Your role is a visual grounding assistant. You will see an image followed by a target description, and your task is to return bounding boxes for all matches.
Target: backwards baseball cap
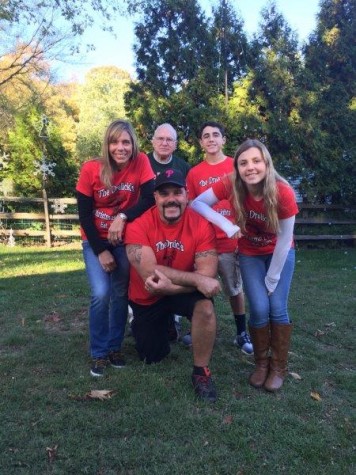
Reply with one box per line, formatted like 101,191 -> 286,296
154,169 -> 186,190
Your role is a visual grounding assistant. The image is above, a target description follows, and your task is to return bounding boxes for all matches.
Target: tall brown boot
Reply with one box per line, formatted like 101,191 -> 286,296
248,324 -> 270,388
264,322 -> 292,392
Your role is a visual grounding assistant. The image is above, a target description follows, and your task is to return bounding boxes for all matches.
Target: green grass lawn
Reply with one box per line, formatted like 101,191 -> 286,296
0,244 -> 355,474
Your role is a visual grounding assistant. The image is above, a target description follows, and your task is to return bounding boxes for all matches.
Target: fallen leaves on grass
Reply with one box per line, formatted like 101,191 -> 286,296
315,329 -> 325,337
233,390 -> 244,399
315,322 -> 336,338
289,372 -> 302,380
89,390 -> 115,400
46,445 -> 58,463
310,391 -> 322,401
68,389 -> 116,401
44,311 -> 61,323
223,415 -> 233,425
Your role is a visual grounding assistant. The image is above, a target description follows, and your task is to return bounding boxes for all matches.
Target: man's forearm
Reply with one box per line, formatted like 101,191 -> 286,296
151,280 -> 195,295
155,265 -> 204,289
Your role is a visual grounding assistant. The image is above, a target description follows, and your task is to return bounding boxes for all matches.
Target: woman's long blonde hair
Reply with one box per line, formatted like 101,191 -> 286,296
232,139 -> 290,233
100,119 -> 140,188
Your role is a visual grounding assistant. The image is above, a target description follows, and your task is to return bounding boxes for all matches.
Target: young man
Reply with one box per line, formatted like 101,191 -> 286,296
185,121 -> 253,354
125,169 -> 221,402
147,123 -> 191,341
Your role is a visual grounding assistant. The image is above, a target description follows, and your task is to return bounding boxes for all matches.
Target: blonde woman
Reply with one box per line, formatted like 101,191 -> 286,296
76,119 -> 155,377
191,139 -> 298,391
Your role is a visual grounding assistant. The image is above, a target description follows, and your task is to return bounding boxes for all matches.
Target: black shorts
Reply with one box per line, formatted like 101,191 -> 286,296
129,292 -> 210,364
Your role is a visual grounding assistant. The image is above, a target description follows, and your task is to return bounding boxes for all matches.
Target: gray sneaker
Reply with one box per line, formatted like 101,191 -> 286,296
181,332 -> 192,347
234,331 -> 254,355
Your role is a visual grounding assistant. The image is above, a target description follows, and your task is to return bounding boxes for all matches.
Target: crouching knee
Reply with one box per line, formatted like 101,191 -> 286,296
192,299 -> 216,325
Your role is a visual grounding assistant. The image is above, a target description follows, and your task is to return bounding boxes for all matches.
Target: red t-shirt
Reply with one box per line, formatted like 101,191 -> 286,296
76,154 -> 154,240
212,178 -> 299,255
125,206 -> 217,305
186,157 -> 237,253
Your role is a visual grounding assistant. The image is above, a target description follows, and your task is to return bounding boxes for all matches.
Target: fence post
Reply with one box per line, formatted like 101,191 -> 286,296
42,188 -> 52,247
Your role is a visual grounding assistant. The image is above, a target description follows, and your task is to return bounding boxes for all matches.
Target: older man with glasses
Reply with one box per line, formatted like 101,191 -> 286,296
148,123 -> 191,178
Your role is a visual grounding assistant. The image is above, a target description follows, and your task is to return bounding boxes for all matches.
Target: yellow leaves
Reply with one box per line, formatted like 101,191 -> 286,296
0,47 -> 50,106
350,97 -> 356,111
323,26 -> 340,47
310,391 -> 322,402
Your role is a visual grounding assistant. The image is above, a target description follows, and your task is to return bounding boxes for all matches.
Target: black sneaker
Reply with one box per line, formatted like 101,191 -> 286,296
108,350 -> 126,368
90,358 -> 107,377
168,316 -> 179,342
192,373 -> 217,403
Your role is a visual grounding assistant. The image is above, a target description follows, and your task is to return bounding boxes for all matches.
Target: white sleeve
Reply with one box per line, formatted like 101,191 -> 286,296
191,188 -> 240,238
265,216 -> 295,293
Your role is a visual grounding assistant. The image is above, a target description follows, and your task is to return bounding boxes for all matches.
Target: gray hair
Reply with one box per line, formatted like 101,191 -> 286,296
153,123 -> 177,141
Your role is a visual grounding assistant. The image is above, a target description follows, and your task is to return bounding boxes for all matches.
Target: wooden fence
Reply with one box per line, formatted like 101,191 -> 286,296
293,204 -> 356,242
0,196 -> 80,247
0,196 -> 355,247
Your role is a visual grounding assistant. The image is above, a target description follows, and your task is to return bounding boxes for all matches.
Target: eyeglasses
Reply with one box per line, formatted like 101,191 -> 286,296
153,137 -> 176,144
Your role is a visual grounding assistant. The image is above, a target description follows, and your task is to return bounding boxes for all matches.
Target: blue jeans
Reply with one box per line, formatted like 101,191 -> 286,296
239,249 -> 295,328
82,241 -> 129,358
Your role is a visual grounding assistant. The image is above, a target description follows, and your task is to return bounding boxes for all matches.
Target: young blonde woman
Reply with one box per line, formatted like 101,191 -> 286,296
76,119 -> 155,377
191,139 -> 298,391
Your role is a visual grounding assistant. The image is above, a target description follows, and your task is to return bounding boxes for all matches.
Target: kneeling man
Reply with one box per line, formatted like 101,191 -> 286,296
125,169 -> 221,402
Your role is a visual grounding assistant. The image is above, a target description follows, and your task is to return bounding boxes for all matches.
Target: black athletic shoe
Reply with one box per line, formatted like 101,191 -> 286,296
90,358 -> 107,377
108,350 -> 126,368
168,315 -> 179,342
192,373 -> 217,403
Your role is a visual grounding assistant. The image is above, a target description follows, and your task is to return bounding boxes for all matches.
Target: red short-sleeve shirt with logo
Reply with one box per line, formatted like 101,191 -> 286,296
186,157 -> 237,253
125,206 -> 217,305
212,177 -> 299,255
76,154 -> 154,240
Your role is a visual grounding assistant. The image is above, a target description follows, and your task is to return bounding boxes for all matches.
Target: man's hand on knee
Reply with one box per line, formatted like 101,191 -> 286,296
195,274 -> 221,298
